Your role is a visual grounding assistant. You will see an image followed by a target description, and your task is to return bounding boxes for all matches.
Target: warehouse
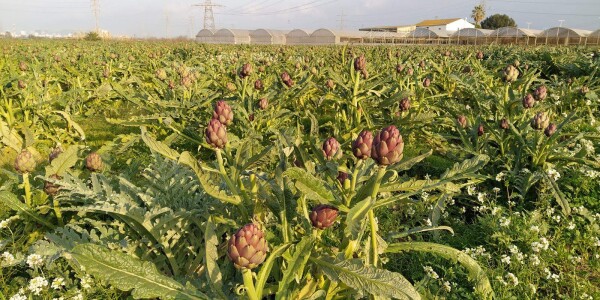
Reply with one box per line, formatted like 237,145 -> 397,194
415,18 -> 474,33
213,29 -> 251,44
250,29 -> 287,45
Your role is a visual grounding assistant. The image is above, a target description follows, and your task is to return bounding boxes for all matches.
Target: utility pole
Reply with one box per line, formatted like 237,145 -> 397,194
193,0 -> 223,30
337,9 -> 346,30
558,19 -> 565,27
91,0 -> 99,32
526,22 -> 531,29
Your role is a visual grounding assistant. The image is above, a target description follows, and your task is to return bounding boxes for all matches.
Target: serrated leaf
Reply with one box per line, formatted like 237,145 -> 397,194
440,155 -> 489,180
0,191 -> 55,229
345,196 -> 374,240
311,256 -> 420,300
46,146 -> 79,176
284,167 -> 334,204
0,120 -> 23,151
141,127 -> 180,160
390,150 -> 432,172
277,236 -> 315,298
544,173 -> 571,216
256,243 -> 292,300
54,111 -> 86,141
68,243 -> 206,299
386,242 -> 492,299
204,218 -> 226,299
388,226 -> 454,239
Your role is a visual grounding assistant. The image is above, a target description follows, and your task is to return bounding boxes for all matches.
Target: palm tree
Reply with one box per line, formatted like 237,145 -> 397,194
471,4 -> 486,27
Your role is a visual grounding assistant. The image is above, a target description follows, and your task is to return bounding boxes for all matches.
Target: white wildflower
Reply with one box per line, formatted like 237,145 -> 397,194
28,276 -> 49,295
51,277 -> 65,290
567,222 -> 575,230
406,206 -> 415,216
9,293 -> 26,300
80,274 -> 93,290
0,219 -> 10,229
1,251 -> 16,266
552,215 -> 561,223
530,225 -> 540,233
26,254 -> 43,269
492,187 -> 501,193
495,172 -> 506,181
496,275 -> 507,286
477,193 -> 486,203
500,254 -> 511,265
499,217 -> 511,227
508,244 -> 519,254
459,207 -> 466,214
421,192 -> 430,201
594,237 -> 600,247
423,266 -> 439,279
491,206 -> 501,216
506,273 -> 519,286
71,291 -> 84,300
547,168 -> 561,181
467,185 -> 476,196
530,255 -> 540,266
442,280 -> 452,292
424,218 -> 432,227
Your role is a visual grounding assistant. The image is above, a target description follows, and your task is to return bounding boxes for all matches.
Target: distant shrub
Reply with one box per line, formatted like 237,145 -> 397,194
84,31 -> 102,41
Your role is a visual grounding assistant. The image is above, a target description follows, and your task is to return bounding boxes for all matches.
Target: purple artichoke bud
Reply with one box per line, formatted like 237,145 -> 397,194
360,69 -> 369,79
258,98 -> 268,110
258,65 -> 265,73
49,146 -> 63,162
155,69 -> 167,81
352,130 -> 373,160
180,76 -> 192,88
19,61 -> 28,71
422,77 -> 431,88
86,152 -> 103,172
457,115 -> 468,128
399,97 -> 411,112
580,86 -> 590,95
444,50 -> 451,57
213,100 -> 234,126
396,64 -> 405,74
248,114 -> 254,122
533,85 -> 547,101
337,171 -> 349,185
372,125 -> 404,166
531,112 -> 550,130
239,63 -> 252,78
18,80 -> 26,89
522,94 -> 535,109
407,68 -> 414,76
354,54 -> 366,72
476,51 -> 484,60
419,60 -> 426,69
322,137 -> 341,160
477,123 -> 485,136
254,79 -> 263,90
14,149 -> 37,174
281,71 -> 294,87
205,119 -> 227,149
500,118 -> 510,130
227,224 -> 268,269
544,123 -> 557,137
44,174 -> 62,196
326,79 -> 335,90
168,80 -> 176,90
310,205 -> 339,229
503,65 -> 519,82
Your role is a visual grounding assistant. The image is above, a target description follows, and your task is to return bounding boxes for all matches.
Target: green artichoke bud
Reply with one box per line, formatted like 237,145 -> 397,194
503,65 -> 519,82
239,63 -> 252,78
522,94 -> 535,109
476,51 -> 484,60
533,85 -> 547,101
14,149 -> 37,174
180,76 -> 192,88
19,61 -> 28,71
310,205 -> 339,229
372,125 -> 404,166
85,152 -> 103,172
322,137 -> 341,160
254,79 -> 263,90
258,98 -> 268,110
500,118 -> 510,130
531,112 -> 550,130
205,119 -> 227,149
226,82 -> 236,92
422,77 -> 431,88
213,100 -> 233,126
44,174 -> 62,196
352,130 -> 373,160
457,115 -> 468,128
580,86 -> 590,95
544,123 -> 557,137
155,69 -> 167,81
326,79 -> 335,90
354,54 -> 366,72
227,223 -> 268,269
477,123 -> 485,136
399,97 -> 411,112
407,68 -> 414,76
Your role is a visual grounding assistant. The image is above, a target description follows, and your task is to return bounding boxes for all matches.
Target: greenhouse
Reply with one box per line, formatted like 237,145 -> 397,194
286,29 -> 311,45
310,29 -> 364,45
406,28 -> 449,44
451,28 -> 493,45
489,27 -> 542,45
539,27 -> 592,45
361,31 -> 409,44
195,29 -> 215,44
589,29 -> 600,45
249,29 -> 287,45
213,29 -> 251,44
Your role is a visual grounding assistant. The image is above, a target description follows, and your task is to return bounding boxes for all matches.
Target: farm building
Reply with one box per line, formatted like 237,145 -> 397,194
286,29 -> 311,45
539,27 -> 592,45
489,27 -> 542,44
361,31 -> 409,44
359,25 -> 416,33
451,28 -> 493,44
213,29 -> 251,44
195,29 -> 215,43
310,29 -> 364,44
249,29 -> 287,45
589,29 -> 600,45
415,18 -> 474,33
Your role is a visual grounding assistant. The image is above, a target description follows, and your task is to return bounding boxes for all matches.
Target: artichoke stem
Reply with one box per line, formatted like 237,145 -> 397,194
368,210 -> 378,266
216,149 -> 248,219
352,71 -> 361,126
241,76 -> 249,111
242,268 -> 259,300
23,173 -> 32,207
53,197 -> 64,227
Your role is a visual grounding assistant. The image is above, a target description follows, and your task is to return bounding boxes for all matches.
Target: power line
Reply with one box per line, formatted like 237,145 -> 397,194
193,0 -> 223,30
337,9 -> 346,30
216,0 -> 337,16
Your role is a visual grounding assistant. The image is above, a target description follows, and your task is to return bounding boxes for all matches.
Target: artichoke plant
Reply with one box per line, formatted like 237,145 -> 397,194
477,123 -> 485,136
309,205 -> 339,229
422,77 -> 431,88
205,119 -> 227,149
326,79 -> 335,90
44,174 -> 62,196
281,71 -> 294,87
49,145 -> 63,162
522,94 -> 535,109
372,125 -> 404,166
531,112 -> 550,130
213,100 -> 233,126
476,51 -> 484,60
85,152 -> 103,172
457,115 -> 468,128
239,63 -> 252,78
254,79 -> 263,90
544,123 -> 557,137
399,97 -> 411,112
258,98 -> 268,110
14,149 -> 37,174
155,68 -> 167,81
337,171 -> 349,184
227,223 -> 268,269
500,118 -> 510,130
322,137 -> 341,160
533,85 -> 547,101
354,54 -> 366,72
352,130 -> 373,160
503,65 -> 519,82
396,64 -> 404,74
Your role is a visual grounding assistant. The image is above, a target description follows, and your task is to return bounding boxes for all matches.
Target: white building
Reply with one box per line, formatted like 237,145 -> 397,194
415,18 -> 474,34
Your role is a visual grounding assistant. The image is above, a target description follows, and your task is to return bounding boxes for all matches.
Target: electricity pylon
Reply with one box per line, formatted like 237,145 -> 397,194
193,0 -> 223,30
91,0 -> 99,32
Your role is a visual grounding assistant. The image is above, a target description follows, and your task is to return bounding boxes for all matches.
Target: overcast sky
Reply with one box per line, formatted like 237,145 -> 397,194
0,0 -> 598,37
